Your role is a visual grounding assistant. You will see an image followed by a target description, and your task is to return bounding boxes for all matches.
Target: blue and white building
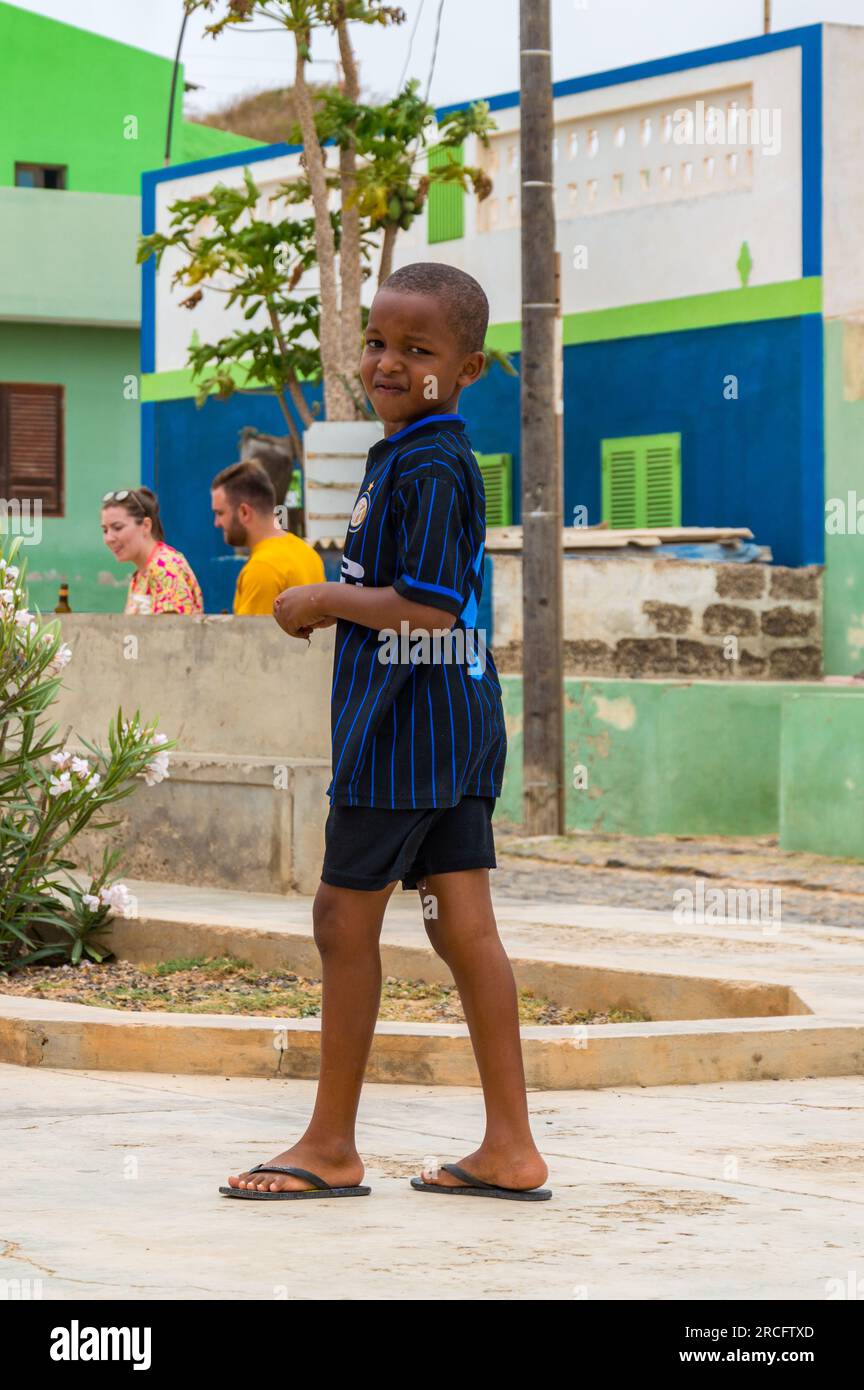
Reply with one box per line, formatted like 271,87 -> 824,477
141,24 -> 864,671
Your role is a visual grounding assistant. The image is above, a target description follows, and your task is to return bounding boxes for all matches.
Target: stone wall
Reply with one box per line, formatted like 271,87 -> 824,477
491,556 -> 823,679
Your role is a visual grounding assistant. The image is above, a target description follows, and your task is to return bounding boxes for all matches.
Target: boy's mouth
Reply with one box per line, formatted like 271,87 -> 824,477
373,381 -> 409,395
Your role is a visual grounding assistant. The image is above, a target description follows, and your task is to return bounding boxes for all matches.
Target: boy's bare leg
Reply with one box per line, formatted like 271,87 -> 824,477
226,880 -> 396,1193
415,867 -> 548,1190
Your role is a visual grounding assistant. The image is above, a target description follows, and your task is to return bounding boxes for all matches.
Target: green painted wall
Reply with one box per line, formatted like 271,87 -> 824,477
485,279 -> 822,354
0,188 -> 139,325
0,322 -> 138,614
178,121 -> 262,165
0,1 -> 259,195
498,677 -> 789,834
823,319 -> 864,675
498,677 -> 864,853
780,691 -> 864,857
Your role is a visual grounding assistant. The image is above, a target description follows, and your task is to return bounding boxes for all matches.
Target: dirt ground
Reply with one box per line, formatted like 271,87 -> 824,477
494,828 -> 864,928
0,954 -> 647,1026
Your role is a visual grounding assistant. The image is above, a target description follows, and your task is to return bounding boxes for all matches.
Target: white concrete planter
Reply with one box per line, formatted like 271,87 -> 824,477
303,420 -> 384,545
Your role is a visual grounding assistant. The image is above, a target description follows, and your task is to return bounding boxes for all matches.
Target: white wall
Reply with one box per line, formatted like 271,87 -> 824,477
397,47 -> 804,322
154,150 -> 336,373
151,43 -> 806,374
822,25 -> 864,319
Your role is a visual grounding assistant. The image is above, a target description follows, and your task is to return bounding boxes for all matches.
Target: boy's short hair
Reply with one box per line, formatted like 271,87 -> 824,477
211,460 -> 276,514
380,261 -> 489,355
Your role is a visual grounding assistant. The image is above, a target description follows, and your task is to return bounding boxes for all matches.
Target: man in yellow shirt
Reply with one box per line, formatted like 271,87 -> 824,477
211,460 -> 324,615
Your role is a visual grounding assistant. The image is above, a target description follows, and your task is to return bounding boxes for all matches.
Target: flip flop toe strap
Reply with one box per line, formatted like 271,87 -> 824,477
442,1163 -> 503,1190
441,1162 -> 536,1193
249,1164 -> 331,1189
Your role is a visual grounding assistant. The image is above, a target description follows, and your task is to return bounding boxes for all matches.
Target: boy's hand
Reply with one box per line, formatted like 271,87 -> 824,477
272,584 -> 335,639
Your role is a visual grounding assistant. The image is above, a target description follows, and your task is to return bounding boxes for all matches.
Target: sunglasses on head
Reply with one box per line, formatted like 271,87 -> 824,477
102,489 -> 140,503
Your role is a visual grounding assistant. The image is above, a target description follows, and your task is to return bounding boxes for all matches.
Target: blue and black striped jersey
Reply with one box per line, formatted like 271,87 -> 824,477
326,412 -> 507,809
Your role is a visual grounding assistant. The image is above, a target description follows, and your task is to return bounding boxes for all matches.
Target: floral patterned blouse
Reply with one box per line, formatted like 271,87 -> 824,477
125,541 -> 204,616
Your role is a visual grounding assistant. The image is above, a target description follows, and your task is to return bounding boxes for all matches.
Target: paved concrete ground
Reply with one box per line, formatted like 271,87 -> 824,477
495,831 -> 864,929
6,836 -> 863,1299
2,1063 -> 862,1301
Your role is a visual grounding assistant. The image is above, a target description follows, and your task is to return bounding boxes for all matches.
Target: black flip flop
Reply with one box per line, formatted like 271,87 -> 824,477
219,1163 -> 371,1200
410,1162 -> 552,1201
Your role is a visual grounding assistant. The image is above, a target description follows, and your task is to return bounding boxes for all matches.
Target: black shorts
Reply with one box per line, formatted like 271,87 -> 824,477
321,795 -> 497,892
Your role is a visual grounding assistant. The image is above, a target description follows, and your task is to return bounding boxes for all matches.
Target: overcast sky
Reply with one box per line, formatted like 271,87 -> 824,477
13,0 -> 864,114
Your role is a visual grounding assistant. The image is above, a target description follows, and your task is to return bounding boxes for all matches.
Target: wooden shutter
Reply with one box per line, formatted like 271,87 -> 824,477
476,453 -> 512,526
427,142 -> 465,244
0,383 -> 64,516
601,433 -> 680,528
644,436 -> 681,527
602,440 -> 639,528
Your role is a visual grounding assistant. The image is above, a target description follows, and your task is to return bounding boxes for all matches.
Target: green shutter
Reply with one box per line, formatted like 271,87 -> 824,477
476,453 -> 512,526
601,433 -> 681,528
427,142 -> 464,243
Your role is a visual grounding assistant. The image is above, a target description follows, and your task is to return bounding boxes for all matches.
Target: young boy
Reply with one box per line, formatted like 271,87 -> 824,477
221,262 -> 551,1202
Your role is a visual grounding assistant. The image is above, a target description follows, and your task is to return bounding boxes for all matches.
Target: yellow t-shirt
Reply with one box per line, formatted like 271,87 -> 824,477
233,533 -> 325,616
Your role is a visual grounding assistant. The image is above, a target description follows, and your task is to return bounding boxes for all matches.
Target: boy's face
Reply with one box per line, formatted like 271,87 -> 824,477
360,289 -> 484,436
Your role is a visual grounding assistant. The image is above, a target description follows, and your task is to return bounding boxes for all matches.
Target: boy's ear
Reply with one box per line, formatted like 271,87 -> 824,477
458,350 -> 485,387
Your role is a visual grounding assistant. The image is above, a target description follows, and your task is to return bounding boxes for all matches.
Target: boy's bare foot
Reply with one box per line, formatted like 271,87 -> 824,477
418,1145 -> 548,1191
227,1141 -> 365,1194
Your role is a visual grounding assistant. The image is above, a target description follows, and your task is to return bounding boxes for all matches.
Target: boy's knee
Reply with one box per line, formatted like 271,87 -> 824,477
417,883 -> 449,960
312,887 -> 350,950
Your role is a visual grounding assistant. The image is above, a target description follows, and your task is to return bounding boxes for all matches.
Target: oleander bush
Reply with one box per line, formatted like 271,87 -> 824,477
0,536 -> 175,970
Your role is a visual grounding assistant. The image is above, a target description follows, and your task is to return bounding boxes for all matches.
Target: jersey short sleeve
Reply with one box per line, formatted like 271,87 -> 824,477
391,473 -> 471,618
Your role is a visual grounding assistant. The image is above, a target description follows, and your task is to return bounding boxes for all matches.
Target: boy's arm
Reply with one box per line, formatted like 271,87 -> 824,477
273,582 -> 456,639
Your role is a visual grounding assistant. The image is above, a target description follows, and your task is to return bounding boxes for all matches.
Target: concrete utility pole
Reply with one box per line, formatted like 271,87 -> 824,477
519,0 -> 564,835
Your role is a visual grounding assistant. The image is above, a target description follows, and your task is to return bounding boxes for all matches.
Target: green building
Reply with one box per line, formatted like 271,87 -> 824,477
0,0 -> 259,612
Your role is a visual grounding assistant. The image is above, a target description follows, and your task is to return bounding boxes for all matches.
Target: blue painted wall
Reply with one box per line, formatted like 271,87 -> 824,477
562,315 -> 824,567
459,354 -> 522,517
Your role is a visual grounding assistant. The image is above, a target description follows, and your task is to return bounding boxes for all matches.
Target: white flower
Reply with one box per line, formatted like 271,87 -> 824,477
13,608 -> 32,627
152,733 -> 169,746
84,772 -> 101,793
82,893 -> 101,911
141,750 -> 170,786
70,756 -> 90,777
100,883 -> 131,912
47,642 -> 72,673
4,565 -> 19,581
48,771 -> 73,796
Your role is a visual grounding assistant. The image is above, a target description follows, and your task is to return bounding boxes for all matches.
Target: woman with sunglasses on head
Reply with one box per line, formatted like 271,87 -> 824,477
100,487 -> 203,616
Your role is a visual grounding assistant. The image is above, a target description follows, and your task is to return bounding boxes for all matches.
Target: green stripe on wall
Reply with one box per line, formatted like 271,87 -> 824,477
141,364 -> 271,402
144,278 -> 823,399
141,363 -> 313,402
485,277 -> 822,354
